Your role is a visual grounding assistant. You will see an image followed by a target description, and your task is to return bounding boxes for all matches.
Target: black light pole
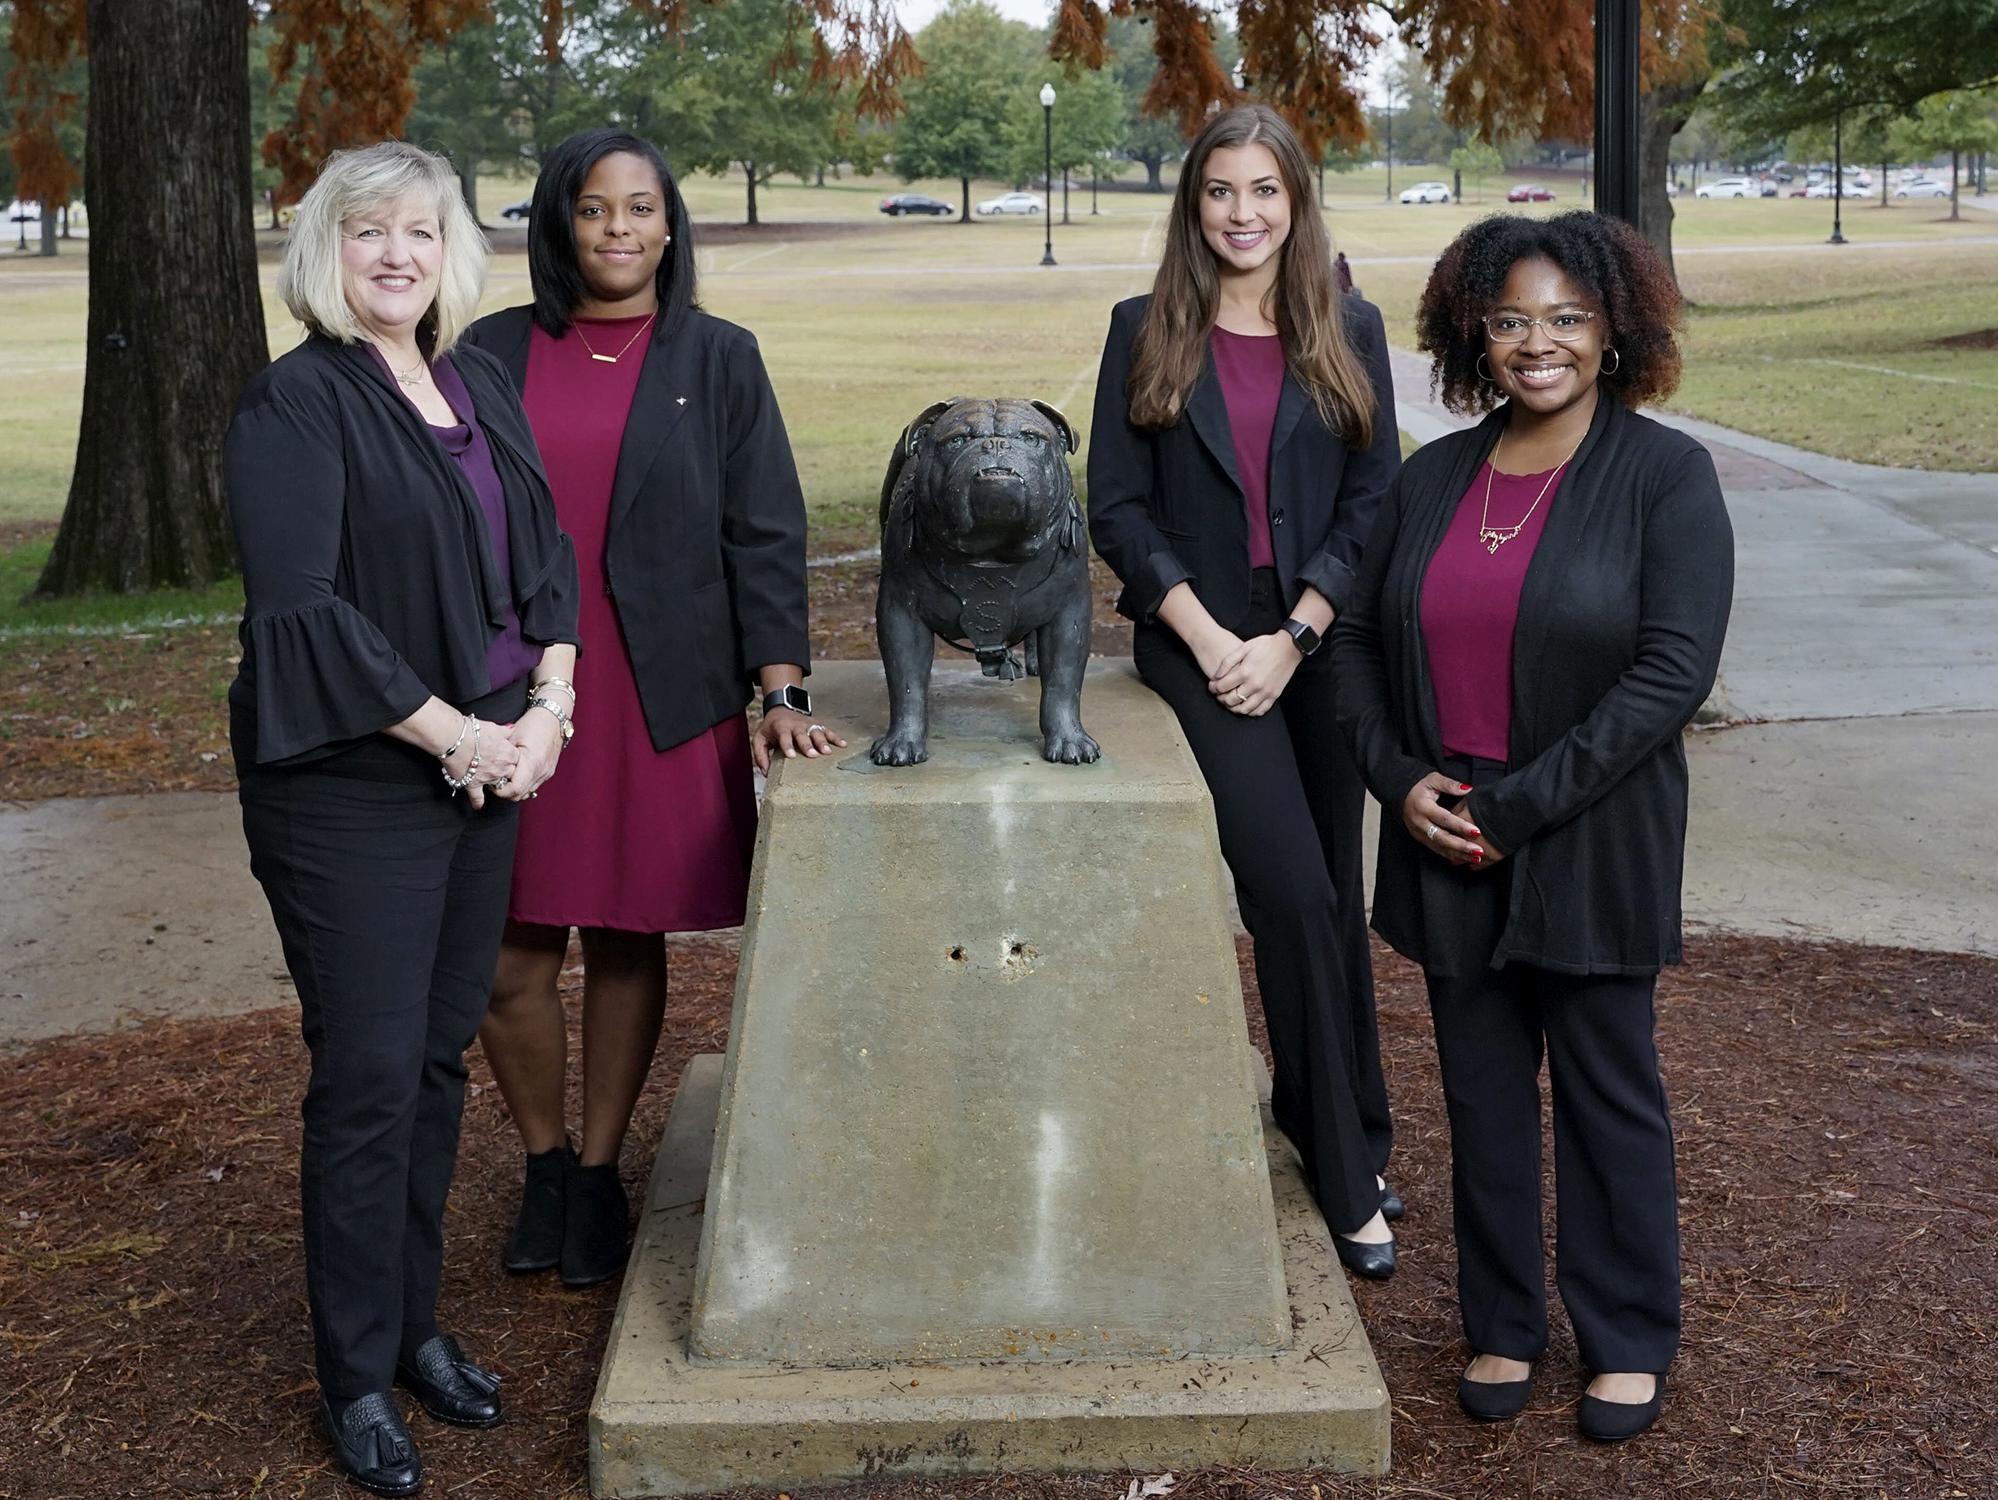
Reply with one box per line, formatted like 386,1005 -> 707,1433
1829,107 -> 1847,244
1040,82 -> 1056,267
1593,0 -> 1641,225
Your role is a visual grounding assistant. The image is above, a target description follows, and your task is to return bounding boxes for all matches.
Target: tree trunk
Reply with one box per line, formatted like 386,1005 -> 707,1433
1142,154 -> 1164,191
1636,75 -> 1707,288
1452,166 -> 1462,201
36,0 -> 268,597
960,176 -> 972,222
39,206 -> 57,256
459,160 -> 480,225
1950,148 -> 1960,221
268,187 -> 281,231
1881,162 -> 1889,208
741,164 -> 760,227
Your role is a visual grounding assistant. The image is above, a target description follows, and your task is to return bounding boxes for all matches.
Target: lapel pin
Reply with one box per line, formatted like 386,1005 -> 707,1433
676,396 -> 687,406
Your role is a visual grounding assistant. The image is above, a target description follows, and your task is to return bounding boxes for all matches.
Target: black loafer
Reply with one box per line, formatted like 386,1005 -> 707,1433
394,1334 -> 503,1429
1457,1362 -> 1534,1421
1334,1232 -> 1397,1281
503,1142 -> 574,1273
322,1392 -> 421,1497
1379,1181 -> 1406,1223
560,1162 -> 631,1288
1579,1373 -> 1666,1442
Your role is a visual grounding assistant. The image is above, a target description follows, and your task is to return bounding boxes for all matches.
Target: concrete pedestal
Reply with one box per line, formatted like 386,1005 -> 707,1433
589,661 -> 1389,1494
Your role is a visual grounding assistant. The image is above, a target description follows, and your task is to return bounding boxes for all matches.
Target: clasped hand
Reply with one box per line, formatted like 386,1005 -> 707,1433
1203,630 -> 1300,717
1401,772 -> 1504,868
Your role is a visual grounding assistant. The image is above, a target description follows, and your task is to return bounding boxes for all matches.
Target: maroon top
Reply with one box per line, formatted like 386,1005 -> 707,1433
427,354 -> 541,688
1419,462 -> 1567,762
1209,326 -> 1284,570
507,315 -> 757,934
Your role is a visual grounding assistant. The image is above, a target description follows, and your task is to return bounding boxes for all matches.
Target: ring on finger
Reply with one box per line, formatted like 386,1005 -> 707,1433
806,723 -> 829,735
1427,823 -> 1439,841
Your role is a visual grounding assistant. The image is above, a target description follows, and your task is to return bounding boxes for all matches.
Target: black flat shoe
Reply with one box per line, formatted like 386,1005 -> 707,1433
395,1334 -> 503,1429
1378,1181 -> 1406,1223
503,1141 -> 574,1274
560,1161 -> 631,1288
1457,1361 -> 1534,1421
1578,1373 -> 1666,1442
322,1392 -> 421,1497
1333,1232 -> 1397,1280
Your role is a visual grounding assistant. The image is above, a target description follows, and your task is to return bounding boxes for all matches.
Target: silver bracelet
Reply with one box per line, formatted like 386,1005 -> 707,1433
531,677 -> 576,703
438,713 -> 474,764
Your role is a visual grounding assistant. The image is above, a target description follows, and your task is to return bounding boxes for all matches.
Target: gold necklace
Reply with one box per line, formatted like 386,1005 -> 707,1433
387,355 -> 426,388
573,311 -> 656,364
1479,431 -> 1580,554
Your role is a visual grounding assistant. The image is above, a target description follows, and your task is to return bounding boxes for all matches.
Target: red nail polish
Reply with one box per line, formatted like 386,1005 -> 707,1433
1458,783 -> 1472,792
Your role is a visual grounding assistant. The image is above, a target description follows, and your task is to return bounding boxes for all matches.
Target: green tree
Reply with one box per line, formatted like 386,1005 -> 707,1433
1101,14 -> 1181,193
1006,65 -> 1124,221
1891,88 -> 1998,219
407,11 -> 529,223
1447,138 -> 1503,203
893,0 -> 1039,223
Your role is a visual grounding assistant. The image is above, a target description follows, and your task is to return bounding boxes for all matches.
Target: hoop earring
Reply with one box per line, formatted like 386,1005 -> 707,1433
1601,346 -> 1621,376
1477,353 -> 1497,384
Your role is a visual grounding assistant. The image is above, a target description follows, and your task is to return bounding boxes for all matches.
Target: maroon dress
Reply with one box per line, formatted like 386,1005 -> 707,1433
508,315 -> 757,933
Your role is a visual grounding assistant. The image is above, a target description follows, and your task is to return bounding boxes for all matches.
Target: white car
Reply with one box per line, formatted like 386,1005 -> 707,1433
1398,181 -> 1450,204
976,191 -> 1043,215
1894,178 -> 1950,198
1696,177 -> 1755,199
1804,181 -> 1842,199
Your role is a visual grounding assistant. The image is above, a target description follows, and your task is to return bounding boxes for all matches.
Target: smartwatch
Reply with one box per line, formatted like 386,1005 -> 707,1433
1281,618 -> 1322,657
762,684 -> 812,716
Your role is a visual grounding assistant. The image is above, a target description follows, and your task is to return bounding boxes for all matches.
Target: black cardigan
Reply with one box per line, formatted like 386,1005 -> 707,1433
225,335 -> 580,768
1086,293 -> 1401,628
1329,394 -> 1735,975
463,306 -> 810,752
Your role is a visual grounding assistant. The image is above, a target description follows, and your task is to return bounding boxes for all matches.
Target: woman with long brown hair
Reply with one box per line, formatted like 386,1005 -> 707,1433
1088,103 -> 1404,1276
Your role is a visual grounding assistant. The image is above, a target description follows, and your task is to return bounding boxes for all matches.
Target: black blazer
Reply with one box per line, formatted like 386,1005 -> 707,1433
1086,293 -> 1401,629
225,335 -> 580,768
1329,394 -> 1735,975
463,306 -> 809,753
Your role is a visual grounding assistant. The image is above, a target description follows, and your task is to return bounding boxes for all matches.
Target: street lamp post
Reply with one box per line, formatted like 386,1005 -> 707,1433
1040,82 -> 1056,267
1830,107 -> 1847,244
1593,0 -> 1641,225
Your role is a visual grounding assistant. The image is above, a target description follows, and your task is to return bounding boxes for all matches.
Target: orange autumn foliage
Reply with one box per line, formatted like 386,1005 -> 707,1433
5,0 -> 86,209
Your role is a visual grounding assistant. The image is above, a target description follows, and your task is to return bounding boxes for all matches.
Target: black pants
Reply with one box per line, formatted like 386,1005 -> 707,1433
1427,955 -> 1681,1373
240,767 -> 519,1399
1134,571 -> 1391,1233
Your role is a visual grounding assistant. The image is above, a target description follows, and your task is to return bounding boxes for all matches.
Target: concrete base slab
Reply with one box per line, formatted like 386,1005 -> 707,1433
591,1055 -> 1389,1498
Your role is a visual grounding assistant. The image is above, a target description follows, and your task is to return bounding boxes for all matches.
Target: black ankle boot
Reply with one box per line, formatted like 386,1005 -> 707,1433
503,1141 -> 574,1274
561,1161 -> 630,1288
322,1392 -> 421,1497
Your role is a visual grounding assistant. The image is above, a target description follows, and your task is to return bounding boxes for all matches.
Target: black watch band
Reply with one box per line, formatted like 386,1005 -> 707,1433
762,684 -> 812,716
1281,618 -> 1322,657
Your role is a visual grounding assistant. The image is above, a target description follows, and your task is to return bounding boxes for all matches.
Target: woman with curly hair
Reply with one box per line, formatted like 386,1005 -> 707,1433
1089,102 -> 1404,1279
1330,211 -> 1733,1440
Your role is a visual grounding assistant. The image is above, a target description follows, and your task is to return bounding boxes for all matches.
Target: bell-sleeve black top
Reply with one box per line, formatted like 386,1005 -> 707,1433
224,334 -> 580,771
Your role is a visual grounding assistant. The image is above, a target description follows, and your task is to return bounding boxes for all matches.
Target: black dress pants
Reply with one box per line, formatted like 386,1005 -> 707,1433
240,766 -> 519,1399
1425,917 -> 1681,1372
1133,570 -> 1391,1234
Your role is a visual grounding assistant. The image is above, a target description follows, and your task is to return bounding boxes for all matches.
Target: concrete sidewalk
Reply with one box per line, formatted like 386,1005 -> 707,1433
4,385 -> 1993,1045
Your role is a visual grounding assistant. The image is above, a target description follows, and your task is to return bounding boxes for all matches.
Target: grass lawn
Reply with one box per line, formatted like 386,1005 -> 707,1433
4,167 -> 1995,543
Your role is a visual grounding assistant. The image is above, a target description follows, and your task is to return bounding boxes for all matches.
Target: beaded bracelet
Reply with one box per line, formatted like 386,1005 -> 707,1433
440,716 -> 482,794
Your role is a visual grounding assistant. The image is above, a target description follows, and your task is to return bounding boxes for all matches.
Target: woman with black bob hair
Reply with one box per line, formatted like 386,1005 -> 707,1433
464,128 -> 835,1290
1331,211 -> 1733,1440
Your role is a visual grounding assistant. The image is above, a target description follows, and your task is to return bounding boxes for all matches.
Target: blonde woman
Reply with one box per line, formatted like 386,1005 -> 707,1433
225,141 -> 578,1495
1087,104 -> 1404,1277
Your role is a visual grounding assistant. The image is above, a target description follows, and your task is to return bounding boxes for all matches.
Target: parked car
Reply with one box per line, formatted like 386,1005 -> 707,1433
879,193 -> 953,217
500,199 -> 531,220
1759,179 -> 1779,197
1804,181 -> 1841,198
1398,180 -> 1451,204
976,191 -> 1043,215
5,199 -> 41,224
1696,177 -> 1755,199
1894,178 -> 1951,199
1506,183 -> 1555,203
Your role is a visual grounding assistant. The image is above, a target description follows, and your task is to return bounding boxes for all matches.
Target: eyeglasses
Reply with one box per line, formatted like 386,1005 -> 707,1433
1482,310 -> 1598,344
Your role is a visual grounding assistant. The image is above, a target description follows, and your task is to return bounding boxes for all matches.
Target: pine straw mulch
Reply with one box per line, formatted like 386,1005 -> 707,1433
0,554 -> 1136,803
4,931 -> 1995,1500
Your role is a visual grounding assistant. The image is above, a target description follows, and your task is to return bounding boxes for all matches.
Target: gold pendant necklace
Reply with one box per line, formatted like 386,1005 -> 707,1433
1479,431 -> 1580,554
389,357 -> 425,387
573,311 -> 657,364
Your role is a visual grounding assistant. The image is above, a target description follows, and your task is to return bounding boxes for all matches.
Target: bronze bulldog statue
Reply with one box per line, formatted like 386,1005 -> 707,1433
870,396 -> 1100,767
